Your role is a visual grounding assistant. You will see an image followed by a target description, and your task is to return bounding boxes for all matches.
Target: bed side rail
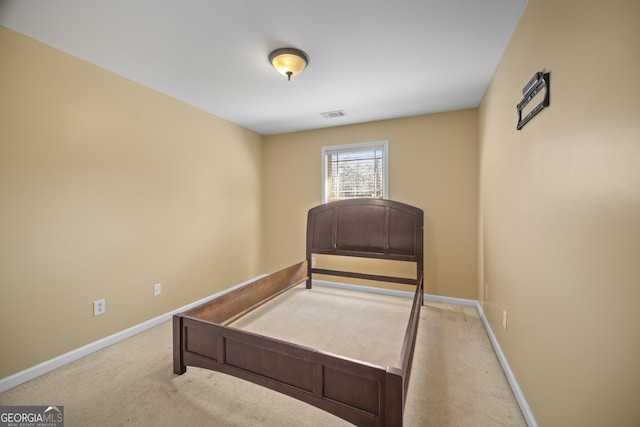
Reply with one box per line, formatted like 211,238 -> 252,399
183,261 -> 307,325
397,273 -> 423,400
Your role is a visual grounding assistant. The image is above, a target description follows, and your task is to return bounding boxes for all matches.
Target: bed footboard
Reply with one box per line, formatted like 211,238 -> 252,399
173,313 -> 403,426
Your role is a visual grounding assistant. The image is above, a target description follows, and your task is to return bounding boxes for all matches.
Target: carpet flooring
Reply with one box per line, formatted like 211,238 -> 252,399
0,285 -> 525,426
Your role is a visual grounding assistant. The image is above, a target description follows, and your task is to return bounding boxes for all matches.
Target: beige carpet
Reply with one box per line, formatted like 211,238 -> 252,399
0,285 -> 525,426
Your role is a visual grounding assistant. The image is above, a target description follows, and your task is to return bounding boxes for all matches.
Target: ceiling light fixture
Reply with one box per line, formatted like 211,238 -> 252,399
269,48 -> 309,81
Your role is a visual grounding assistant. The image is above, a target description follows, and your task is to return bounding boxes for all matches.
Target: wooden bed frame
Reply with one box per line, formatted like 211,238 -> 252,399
173,198 -> 424,426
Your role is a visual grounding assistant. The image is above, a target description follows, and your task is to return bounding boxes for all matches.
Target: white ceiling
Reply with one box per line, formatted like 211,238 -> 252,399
0,0 -> 527,135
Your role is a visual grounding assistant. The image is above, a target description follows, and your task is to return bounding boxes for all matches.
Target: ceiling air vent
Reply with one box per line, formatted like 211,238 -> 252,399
321,110 -> 346,119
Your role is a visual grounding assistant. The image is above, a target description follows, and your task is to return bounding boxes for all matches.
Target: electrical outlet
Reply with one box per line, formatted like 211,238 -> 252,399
93,299 -> 106,316
153,283 -> 161,297
502,310 -> 508,330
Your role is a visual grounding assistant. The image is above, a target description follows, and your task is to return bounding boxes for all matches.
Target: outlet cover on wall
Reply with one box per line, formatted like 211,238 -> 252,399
502,310 -> 508,330
93,299 -> 106,316
153,283 -> 161,297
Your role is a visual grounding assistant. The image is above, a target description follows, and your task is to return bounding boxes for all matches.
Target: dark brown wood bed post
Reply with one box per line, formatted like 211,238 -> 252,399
172,315 -> 186,375
305,257 -> 313,289
385,367 -> 404,426
305,208 -> 314,289
417,219 -> 424,305
418,258 -> 424,306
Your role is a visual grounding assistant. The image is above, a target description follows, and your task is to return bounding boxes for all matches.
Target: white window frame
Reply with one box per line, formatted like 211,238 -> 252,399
321,140 -> 389,203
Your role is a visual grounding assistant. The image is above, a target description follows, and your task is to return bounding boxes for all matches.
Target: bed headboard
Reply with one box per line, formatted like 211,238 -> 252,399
306,198 -> 423,288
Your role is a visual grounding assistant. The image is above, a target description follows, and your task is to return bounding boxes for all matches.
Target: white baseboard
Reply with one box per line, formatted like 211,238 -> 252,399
475,303 -> 538,427
423,293 -> 478,307
312,279 -> 417,298
314,280 -> 538,427
0,274 -> 267,394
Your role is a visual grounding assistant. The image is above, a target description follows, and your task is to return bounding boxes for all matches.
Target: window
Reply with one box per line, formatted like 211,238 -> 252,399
322,140 -> 389,203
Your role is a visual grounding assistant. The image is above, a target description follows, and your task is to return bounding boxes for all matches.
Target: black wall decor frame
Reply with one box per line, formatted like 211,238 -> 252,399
517,72 -> 550,130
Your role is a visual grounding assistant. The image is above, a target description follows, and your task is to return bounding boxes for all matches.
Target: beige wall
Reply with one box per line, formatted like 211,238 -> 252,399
263,110 -> 478,299
478,0 -> 640,425
10,2 -> 638,422
0,27 -> 264,378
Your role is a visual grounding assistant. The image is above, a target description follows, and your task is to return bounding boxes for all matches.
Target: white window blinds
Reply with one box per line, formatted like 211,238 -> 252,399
322,141 -> 389,203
